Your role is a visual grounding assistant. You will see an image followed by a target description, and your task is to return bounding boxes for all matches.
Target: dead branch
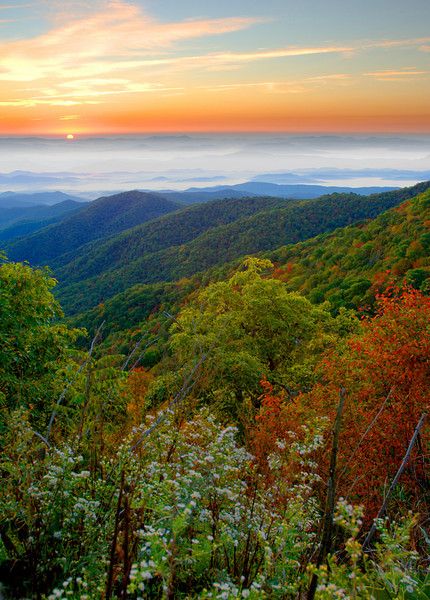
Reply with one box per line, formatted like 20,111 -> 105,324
362,411 -> 427,552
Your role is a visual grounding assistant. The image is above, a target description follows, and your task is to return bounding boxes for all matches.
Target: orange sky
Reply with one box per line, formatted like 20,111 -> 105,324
0,1 -> 429,134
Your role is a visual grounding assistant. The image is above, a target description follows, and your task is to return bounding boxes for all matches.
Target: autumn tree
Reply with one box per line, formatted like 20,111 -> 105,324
251,286 -> 430,519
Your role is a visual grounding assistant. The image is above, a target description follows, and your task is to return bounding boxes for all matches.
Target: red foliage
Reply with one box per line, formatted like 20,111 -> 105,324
252,378 -> 285,463
249,288 -> 430,520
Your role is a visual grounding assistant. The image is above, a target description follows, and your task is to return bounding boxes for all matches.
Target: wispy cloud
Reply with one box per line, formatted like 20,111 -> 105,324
0,98 -> 101,107
0,1 -> 260,81
201,81 -> 307,94
200,46 -> 353,65
202,73 -> 352,95
365,37 -> 430,49
365,68 -> 428,81
0,3 -> 33,8
0,0 -> 429,116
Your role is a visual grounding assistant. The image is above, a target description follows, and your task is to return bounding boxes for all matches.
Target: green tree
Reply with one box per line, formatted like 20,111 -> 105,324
0,259 -> 80,432
166,258 -> 354,416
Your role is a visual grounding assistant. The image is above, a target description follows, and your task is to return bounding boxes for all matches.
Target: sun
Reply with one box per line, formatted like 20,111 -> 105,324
66,134 -> 75,140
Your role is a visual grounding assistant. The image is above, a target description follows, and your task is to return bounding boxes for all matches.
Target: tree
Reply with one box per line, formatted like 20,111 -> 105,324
251,287 -> 430,519
165,258 -> 354,418
0,259 -> 80,432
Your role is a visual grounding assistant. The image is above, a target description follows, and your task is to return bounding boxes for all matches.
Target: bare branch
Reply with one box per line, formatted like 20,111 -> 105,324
32,429 -> 51,448
362,411 -> 427,552
46,321 -> 105,441
339,387 -> 393,481
121,334 -> 159,371
307,387 -> 346,600
130,352 -> 207,452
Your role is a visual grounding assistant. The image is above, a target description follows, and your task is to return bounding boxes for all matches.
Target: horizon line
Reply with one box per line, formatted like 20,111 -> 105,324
1,130 -> 430,138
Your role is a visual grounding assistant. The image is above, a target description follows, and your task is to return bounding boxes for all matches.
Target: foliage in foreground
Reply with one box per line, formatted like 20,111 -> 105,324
0,257 -> 429,598
2,409 -> 429,599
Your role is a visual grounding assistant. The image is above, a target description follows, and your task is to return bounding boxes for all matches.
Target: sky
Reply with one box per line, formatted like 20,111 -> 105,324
0,0 -> 429,134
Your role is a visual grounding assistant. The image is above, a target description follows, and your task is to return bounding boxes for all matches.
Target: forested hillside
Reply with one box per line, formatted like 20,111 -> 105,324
268,185 -> 430,311
55,181 -> 430,314
0,200 -> 86,242
68,184 -> 430,361
53,196 -> 287,280
5,191 -> 182,264
1,182 -> 430,600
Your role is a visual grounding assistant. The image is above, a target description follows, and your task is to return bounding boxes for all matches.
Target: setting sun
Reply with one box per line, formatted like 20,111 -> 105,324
66,134 -> 75,140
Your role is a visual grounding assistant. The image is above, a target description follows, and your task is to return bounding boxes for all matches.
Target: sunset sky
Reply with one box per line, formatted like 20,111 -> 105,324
1,0 -> 429,134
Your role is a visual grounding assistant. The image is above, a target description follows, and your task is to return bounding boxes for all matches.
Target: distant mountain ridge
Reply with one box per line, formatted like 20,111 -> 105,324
0,200 -> 86,242
4,191 -> 182,264
0,191 -> 86,208
157,182 -> 397,203
0,182 -> 397,208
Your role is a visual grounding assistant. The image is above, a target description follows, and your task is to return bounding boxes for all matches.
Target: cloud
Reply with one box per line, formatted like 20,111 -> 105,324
0,1 -> 260,82
103,45 -> 353,75
202,73 -> 352,95
0,98 -> 101,107
365,68 -> 428,81
202,81 -> 307,94
366,37 -> 430,49
201,45 -> 353,65
0,0 -> 353,107
1,1 -> 429,114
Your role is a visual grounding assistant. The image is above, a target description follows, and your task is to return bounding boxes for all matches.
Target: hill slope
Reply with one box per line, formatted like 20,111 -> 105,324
0,200 -> 86,241
69,184 -> 430,352
57,182 -> 430,314
4,191 -> 182,264
267,187 -> 430,311
54,196 -> 288,280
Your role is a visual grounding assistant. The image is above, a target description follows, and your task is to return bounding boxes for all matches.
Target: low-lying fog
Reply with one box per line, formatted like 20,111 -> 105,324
0,134 -> 429,198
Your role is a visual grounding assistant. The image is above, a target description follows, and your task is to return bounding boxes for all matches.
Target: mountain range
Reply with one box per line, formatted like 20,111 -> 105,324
158,182 -> 397,203
0,191 -> 86,208
2,181 -> 429,322
67,181 -> 430,359
0,200 -> 86,242
4,191 -> 182,264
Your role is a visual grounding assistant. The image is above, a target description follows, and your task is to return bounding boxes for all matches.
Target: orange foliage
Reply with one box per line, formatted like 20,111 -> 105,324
249,288 -> 430,520
126,367 -> 154,426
